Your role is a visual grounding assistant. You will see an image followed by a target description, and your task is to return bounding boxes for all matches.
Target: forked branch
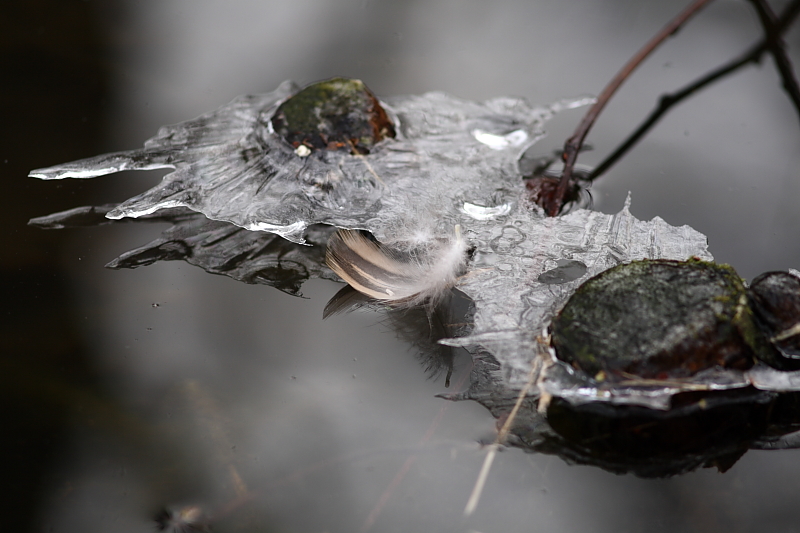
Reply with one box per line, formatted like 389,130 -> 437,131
543,0 -> 715,216
747,0 -> 800,120
590,0 -> 800,181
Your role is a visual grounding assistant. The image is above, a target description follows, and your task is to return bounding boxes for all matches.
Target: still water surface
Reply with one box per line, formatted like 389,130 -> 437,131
6,0 -> 800,531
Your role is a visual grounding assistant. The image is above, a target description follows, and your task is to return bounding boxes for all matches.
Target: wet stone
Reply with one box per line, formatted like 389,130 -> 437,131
550,259 -> 773,381
544,389 -> 774,476
270,77 -> 395,155
749,271 -> 800,359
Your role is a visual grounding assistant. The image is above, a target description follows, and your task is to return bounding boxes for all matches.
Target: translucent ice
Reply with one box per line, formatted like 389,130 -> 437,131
30,80 -> 592,245
32,79 -> 800,411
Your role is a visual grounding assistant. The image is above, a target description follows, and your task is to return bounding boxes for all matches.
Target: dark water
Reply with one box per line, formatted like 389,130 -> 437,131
5,1 -> 800,531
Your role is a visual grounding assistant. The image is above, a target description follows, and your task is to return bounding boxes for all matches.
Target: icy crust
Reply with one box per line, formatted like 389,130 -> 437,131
28,205 -> 338,297
443,197 -> 720,407
30,80 -> 592,244
539,357 -> 800,410
445,199 -> 800,409
30,80 -> 800,411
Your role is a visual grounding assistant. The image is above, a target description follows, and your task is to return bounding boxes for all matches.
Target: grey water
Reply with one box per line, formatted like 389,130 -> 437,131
5,1 -> 800,532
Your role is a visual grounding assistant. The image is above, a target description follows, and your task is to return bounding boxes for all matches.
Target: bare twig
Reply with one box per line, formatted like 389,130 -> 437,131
463,444 -> 499,517
183,380 -> 250,499
590,0 -> 800,180
543,0 -> 715,216
748,0 -> 800,121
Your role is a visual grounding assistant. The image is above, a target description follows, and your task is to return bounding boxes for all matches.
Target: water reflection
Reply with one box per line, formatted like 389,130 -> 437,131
11,0 -> 800,532
30,205 -> 338,297
29,204 -> 800,485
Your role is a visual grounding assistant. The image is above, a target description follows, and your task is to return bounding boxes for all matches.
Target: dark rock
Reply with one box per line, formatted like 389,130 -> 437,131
550,259 -> 774,381
749,271 -> 800,361
271,77 -> 395,155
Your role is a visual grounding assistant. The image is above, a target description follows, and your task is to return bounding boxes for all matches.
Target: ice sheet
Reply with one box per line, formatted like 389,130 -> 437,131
30,80 -> 592,244
32,80 -> 800,410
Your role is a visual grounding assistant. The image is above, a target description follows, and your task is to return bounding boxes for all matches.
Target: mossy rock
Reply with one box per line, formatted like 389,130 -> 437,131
271,77 -> 395,155
749,271 -> 800,359
551,259 -> 777,381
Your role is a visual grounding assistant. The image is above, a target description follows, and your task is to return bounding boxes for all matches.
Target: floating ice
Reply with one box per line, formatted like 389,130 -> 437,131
28,205 -> 337,297
30,80 -> 591,245
444,194 -> 716,406
31,79 -> 800,413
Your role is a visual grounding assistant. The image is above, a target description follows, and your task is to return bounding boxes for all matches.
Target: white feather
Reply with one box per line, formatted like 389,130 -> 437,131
325,225 -> 468,307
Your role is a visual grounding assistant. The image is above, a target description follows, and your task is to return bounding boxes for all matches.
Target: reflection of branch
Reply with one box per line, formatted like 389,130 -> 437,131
463,360 -> 540,517
183,380 -> 250,499
590,0 -> 800,181
748,0 -> 800,121
542,0 -> 715,216
360,364 -> 472,533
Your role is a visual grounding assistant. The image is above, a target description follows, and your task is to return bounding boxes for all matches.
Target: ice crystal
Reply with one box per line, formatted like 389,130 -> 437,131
30,80 -> 592,244
29,79 -> 800,411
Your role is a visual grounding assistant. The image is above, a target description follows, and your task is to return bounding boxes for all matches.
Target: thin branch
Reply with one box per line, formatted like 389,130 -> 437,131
590,0 -> 800,180
748,0 -> 800,121
543,0 -> 715,216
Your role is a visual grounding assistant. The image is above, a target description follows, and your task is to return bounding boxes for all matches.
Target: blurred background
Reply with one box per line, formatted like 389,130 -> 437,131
3,0 -> 800,531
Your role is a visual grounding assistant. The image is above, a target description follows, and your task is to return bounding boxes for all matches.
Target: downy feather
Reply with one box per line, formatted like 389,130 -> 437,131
325,226 -> 468,308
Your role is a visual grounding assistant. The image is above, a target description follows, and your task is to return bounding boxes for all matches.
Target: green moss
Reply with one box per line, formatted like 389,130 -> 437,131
271,77 -> 395,155
550,259 -> 775,381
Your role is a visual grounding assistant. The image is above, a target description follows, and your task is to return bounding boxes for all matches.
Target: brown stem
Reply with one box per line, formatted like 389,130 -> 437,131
747,0 -> 800,122
591,0 -> 800,181
544,0 -> 715,217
